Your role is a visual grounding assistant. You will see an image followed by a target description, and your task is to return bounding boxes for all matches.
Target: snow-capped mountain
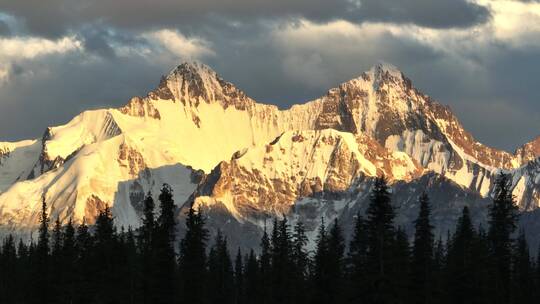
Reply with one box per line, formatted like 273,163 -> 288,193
0,61 -> 539,248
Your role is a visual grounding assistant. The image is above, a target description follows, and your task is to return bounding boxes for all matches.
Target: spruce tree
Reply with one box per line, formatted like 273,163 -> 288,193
393,227 -> 411,302
33,196 -> 50,304
120,227 -> 139,304
51,217 -> 62,259
0,235 -> 17,304
432,236 -> 446,302
347,213 -> 368,302
327,219 -> 345,302
74,218 -> 93,304
139,192 -> 156,304
291,221 -> 309,304
487,173 -> 519,304
366,176 -> 395,276
365,176 -> 396,302
61,219 -> 77,304
259,223 -> 272,304
179,206 -> 209,304
512,230 -> 533,304
50,217 -> 62,303
445,206 -> 479,304
313,218 -> 345,304
208,231 -> 234,304
410,193 -> 435,304
234,248 -> 245,304
154,184 -> 177,304
16,238 -> 30,303
93,205 -> 118,303
270,217 -> 293,304
312,218 -> 329,304
245,249 -> 259,304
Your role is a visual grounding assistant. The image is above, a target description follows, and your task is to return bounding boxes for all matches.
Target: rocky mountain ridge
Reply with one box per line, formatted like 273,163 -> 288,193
0,61 -> 539,248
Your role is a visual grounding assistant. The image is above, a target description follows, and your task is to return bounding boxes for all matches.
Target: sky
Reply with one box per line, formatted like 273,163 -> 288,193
0,0 -> 539,152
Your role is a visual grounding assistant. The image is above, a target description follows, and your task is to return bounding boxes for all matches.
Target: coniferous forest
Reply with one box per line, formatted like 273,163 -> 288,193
0,174 -> 539,304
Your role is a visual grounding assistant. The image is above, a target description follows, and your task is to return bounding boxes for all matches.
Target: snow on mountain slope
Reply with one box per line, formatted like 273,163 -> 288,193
193,129 -> 420,221
0,60 -> 539,239
0,140 -> 41,191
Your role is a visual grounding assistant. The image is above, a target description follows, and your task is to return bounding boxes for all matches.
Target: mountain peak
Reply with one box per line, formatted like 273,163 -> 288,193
370,61 -> 404,81
160,61 -> 252,109
169,61 -> 216,79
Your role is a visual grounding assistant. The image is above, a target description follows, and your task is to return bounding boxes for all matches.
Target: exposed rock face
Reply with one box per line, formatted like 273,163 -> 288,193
165,62 -> 255,111
515,136 -> 540,165
193,129 -> 420,221
118,143 -> 148,178
120,97 -> 161,119
1,61 -> 540,250
85,194 -> 109,222
0,147 -> 10,165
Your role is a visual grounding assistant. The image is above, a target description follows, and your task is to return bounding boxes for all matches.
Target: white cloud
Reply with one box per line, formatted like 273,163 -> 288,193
0,35 -> 83,83
480,0 -> 540,47
140,29 -> 215,60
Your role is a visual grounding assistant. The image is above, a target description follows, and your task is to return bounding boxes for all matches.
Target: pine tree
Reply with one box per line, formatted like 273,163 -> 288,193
393,227 -> 411,302
51,217 -> 62,258
410,193 -> 435,304
366,176 -> 395,276
312,218 -> 345,304
291,221 -> 309,304
33,196 -> 50,304
93,205 -> 118,303
16,238 -> 30,303
234,248 -> 245,304
244,249 -> 259,304
179,206 -> 209,304
365,176 -> 396,302
139,192 -> 155,252
347,213 -> 368,302
327,219 -> 345,302
445,206 -> 479,304
154,184 -> 177,304
487,173 -> 519,304
61,219 -> 77,304
432,236 -> 446,302
50,217 -> 62,303
0,235 -> 17,304
208,231 -> 234,304
122,227 -> 139,304
312,218 -> 329,304
139,192 -> 156,304
259,223 -> 272,304
74,218 -> 93,304
512,230 -> 534,303
270,217 -> 293,304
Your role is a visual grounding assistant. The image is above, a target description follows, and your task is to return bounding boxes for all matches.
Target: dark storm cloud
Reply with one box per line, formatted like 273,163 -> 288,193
356,0 -> 490,28
0,0 -> 538,152
0,52 -> 167,141
0,0 -> 490,38
400,44 -> 540,151
0,19 -> 9,35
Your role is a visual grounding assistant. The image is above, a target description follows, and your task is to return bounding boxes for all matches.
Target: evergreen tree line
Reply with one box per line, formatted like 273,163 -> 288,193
0,174 -> 539,303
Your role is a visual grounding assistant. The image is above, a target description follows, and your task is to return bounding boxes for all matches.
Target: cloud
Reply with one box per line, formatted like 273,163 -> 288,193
141,29 -> 214,60
0,28 -> 214,141
0,19 -> 9,36
353,0 -> 490,29
0,35 -> 82,82
0,0 -> 491,38
0,0 -> 539,152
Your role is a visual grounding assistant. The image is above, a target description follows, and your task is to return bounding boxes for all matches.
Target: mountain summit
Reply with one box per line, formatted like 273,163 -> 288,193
0,62 -> 539,247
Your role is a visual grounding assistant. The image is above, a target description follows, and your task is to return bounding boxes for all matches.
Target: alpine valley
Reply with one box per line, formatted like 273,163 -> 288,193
1,61 -> 539,249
